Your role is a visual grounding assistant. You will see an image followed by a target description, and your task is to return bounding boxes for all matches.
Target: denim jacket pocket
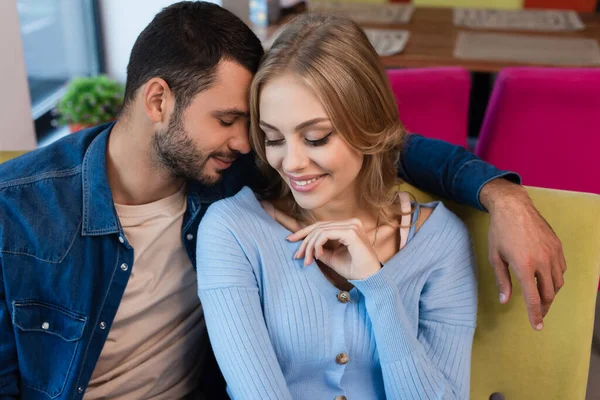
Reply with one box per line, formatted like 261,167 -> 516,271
13,300 -> 87,399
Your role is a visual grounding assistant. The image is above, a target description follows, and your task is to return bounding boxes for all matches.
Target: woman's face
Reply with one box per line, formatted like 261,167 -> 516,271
258,74 -> 364,212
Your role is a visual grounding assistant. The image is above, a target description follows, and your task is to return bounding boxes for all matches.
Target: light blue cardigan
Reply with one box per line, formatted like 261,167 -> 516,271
196,187 -> 477,399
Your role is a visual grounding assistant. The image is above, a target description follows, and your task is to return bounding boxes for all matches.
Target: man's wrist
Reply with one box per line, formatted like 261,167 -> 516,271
480,178 -> 529,212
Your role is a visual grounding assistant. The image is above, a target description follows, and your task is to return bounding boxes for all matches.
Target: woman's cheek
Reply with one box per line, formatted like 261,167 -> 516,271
266,147 -> 284,169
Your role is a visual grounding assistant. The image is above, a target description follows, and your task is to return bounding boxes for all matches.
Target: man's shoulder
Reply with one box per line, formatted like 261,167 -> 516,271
0,125 -> 106,191
0,125 -> 108,246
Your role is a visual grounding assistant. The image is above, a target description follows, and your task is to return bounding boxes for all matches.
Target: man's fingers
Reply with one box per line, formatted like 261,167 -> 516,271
557,244 -> 567,274
536,271 -> 556,318
551,260 -> 565,294
489,252 -> 512,304
521,278 -> 544,331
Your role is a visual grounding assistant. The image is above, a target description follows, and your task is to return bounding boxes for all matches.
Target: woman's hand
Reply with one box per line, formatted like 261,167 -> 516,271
286,218 -> 381,281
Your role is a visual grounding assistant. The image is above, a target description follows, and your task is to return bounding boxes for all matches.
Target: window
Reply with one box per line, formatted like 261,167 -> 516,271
17,0 -> 103,144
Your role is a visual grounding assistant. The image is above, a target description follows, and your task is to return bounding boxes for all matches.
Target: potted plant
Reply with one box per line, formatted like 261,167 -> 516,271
54,75 -> 125,133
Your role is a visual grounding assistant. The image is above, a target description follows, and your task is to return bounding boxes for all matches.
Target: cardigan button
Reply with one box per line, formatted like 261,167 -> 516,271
490,393 -> 505,400
336,291 -> 351,303
335,396 -> 347,400
335,353 -> 349,365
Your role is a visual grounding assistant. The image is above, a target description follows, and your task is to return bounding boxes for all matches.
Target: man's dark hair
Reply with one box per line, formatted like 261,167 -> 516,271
123,1 -> 264,112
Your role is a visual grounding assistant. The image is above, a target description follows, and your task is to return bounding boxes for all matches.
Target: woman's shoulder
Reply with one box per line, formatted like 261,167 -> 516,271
200,186 -> 265,230
403,196 -> 468,234
421,203 -> 474,272
398,197 -> 472,258
413,204 -> 434,233
205,186 -> 259,214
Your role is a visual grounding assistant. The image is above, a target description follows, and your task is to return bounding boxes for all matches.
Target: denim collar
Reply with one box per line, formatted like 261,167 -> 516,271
80,123 -> 225,236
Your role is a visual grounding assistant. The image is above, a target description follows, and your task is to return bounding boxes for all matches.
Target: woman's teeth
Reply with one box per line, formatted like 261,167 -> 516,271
294,177 -> 320,186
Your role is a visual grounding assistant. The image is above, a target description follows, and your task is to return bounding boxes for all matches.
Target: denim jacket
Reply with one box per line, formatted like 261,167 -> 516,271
0,123 -> 518,399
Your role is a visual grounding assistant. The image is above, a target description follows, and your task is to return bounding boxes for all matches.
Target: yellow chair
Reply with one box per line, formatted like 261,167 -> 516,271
0,151 -> 26,164
401,183 -> 600,400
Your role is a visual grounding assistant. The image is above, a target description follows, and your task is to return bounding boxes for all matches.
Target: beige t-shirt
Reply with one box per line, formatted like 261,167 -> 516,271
84,185 -> 206,400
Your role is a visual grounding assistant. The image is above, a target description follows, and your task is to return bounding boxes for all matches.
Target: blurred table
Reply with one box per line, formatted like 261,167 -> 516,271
268,6 -> 600,73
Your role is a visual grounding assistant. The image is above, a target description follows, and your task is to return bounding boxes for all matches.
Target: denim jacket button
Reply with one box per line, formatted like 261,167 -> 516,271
41,322 -> 49,330
99,322 -> 107,330
120,263 -> 128,271
118,236 -> 125,244
186,233 -> 194,241
77,387 -> 84,393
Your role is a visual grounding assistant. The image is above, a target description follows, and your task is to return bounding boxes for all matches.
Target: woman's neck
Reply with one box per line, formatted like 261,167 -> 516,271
300,189 -> 380,230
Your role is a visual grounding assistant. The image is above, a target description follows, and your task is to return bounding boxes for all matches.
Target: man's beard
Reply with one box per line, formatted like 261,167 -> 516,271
152,111 -> 238,185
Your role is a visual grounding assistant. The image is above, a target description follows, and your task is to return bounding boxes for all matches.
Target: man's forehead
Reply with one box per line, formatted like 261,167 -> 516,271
192,82 -> 250,113
189,61 -> 252,113
213,60 -> 253,86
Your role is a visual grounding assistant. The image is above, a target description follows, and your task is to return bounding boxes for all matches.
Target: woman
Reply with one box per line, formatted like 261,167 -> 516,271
196,13 -> 477,400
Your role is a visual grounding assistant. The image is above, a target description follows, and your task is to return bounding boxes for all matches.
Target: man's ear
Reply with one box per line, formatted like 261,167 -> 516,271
141,77 -> 173,123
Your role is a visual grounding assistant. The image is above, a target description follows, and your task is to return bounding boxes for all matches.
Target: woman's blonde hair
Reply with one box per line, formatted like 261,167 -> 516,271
250,13 -> 409,223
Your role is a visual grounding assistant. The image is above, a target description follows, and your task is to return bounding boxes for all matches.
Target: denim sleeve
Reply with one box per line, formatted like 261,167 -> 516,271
398,134 -> 521,211
0,265 -> 19,399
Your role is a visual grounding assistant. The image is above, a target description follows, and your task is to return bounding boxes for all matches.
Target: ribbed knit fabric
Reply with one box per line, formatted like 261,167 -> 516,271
196,187 -> 477,400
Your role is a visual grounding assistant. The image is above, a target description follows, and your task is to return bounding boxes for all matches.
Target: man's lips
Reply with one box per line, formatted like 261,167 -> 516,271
211,156 -> 236,168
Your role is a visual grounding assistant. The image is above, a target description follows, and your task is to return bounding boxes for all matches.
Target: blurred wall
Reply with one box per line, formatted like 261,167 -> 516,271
99,0 -> 230,83
0,0 -> 37,150
99,0 -> 178,83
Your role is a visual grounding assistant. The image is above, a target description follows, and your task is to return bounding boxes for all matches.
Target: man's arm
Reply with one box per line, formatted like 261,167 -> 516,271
400,134 -> 566,331
0,261 -> 20,399
398,134 -> 520,210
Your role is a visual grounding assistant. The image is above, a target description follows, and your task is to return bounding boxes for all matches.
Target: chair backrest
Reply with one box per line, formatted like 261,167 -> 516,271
399,182 -> 600,400
475,67 -> 600,194
387,67 -> 471,147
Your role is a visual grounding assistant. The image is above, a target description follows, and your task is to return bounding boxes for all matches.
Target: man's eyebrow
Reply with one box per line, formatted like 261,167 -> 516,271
212,109 -> 249,118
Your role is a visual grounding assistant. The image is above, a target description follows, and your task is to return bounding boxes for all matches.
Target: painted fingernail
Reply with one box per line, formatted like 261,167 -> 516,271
499,293 -> 506,303
536,323 -> 544,331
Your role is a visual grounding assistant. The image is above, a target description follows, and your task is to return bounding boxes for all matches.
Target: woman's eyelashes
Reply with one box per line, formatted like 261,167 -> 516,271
265,138 -> 284,147
265,131 -> 333,147
306,131 -> 333,147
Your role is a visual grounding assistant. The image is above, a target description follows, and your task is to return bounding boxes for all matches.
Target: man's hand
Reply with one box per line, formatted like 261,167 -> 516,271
480,179 -> 567,331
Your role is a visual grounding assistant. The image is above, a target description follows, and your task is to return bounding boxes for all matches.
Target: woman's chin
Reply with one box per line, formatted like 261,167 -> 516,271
289,194 -> 327,212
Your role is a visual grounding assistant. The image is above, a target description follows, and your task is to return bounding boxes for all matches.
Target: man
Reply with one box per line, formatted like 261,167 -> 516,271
0,2 -> 565,399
